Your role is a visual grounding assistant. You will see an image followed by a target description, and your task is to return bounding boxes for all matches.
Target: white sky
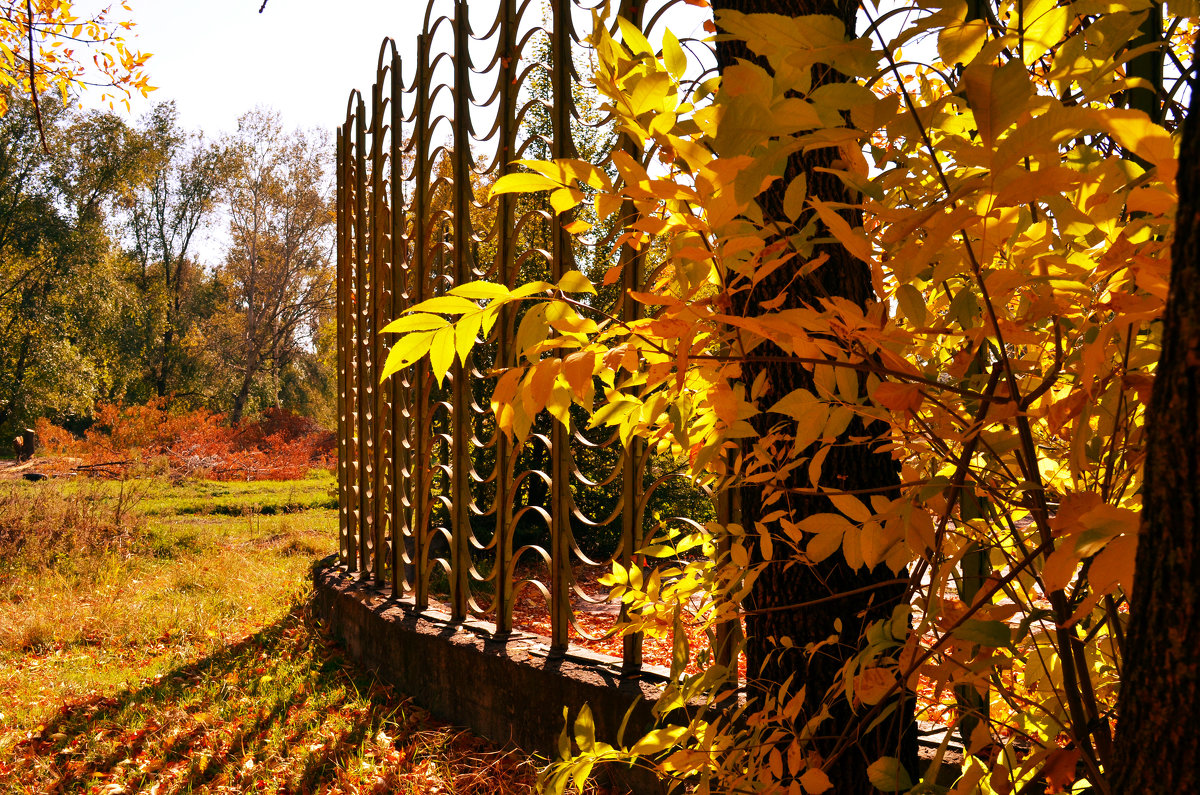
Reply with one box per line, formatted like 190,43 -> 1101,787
111,0 -> 709,137
117,0 -> 432,136
92,0 -> 702,264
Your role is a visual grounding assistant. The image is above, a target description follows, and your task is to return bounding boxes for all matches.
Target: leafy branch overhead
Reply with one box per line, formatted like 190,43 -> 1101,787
0,1 -> 153,115
380,0 -> 1190,791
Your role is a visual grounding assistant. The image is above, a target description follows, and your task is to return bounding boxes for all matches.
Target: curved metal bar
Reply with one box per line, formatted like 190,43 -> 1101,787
334,0 -> 725,670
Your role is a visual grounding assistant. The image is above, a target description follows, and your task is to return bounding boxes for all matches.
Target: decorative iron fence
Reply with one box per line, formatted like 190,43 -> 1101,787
334,0 -> 737,676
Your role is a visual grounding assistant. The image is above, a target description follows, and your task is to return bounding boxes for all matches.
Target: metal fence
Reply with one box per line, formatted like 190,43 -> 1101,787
334,0 -> 734,676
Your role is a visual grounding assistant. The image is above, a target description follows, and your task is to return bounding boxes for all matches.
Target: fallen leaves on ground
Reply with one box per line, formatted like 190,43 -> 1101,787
0,605 -> 547,795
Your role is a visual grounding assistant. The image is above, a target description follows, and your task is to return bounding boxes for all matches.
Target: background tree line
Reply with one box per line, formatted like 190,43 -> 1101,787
0,96 -> 336,440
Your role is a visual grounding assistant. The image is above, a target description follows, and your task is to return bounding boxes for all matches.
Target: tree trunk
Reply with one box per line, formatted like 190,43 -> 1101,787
711,0 -> 915,789
1110,46 -> 1200,793
155,327 -> 172,398
230,358 -> 257,426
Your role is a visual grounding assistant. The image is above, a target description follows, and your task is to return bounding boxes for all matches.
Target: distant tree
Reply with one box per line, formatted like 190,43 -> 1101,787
0,97 -> 143,432
216,108 -> 334,425
122,102 -> 225,401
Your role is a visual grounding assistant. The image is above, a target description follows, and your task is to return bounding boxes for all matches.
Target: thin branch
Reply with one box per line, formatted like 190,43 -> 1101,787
25,0 -> 48,154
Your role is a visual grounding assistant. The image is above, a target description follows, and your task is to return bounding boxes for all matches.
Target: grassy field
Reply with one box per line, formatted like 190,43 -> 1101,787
0,471 -> 542,794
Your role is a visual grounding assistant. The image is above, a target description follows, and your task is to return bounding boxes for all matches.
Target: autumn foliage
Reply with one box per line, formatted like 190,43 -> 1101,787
0,0 -> 152,117
380,0 -> 1192,791
36,400 -> 335,481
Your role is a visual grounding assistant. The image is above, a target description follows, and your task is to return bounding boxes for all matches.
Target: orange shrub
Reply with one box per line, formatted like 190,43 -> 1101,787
35,403 -> 335,481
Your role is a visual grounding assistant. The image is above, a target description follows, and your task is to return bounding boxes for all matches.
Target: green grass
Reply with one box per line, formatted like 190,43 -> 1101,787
67,470 -> 341,517
0,474 -> 544,794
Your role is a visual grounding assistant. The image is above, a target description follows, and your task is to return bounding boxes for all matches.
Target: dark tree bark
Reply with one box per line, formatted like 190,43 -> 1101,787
711,1 -> 915,790
1110,49 -> 1200,794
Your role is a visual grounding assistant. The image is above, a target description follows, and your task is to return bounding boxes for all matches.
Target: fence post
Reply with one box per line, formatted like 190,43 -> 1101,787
412,32 -> 432,610
450,0 -> 474,622
716,477 -> 742,684
336,127 -> 351,568
492,0 -> 518,634
548,0 -> 575,652
354,92 -> 374,577
390,47 -> 413,596
343,106 -> 360,573
371,66 -> 390,584
614,0 -> 647,679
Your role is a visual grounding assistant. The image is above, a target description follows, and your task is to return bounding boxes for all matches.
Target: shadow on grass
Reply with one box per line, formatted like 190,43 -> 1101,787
1,600 -> 540,794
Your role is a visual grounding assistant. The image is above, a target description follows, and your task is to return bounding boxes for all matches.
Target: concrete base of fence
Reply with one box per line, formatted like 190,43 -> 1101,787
312,556 -> 670,794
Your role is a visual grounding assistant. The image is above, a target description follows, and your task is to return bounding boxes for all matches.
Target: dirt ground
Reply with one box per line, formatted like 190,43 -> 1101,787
0,456 -> 80,480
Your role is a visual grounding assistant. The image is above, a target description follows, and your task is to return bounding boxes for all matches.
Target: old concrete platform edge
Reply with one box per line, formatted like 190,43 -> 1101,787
312,556 -> 671,794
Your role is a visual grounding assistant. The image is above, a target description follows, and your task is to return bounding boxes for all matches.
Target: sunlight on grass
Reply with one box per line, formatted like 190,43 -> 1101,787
0,476 -> 547,794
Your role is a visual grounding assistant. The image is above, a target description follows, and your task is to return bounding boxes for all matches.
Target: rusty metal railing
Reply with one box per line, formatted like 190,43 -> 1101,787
335,0 -> 733,677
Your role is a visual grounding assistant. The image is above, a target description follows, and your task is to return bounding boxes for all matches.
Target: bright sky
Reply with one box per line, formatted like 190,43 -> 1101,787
116,0 -> 709,137
120,0 -> 431,136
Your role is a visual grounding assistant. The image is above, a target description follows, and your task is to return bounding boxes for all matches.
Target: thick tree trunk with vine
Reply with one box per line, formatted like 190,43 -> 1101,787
712,0 -> 915,789
1110,50 -> 1200,794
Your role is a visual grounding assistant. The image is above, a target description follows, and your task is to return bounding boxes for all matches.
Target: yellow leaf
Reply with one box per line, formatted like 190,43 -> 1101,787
894,284 -> 928,327
380,313 -> 449,334
1088,532 -> 1137,595
809,197 -> 872,262
557,270 -> 596,294
1041,545 -> 1079,593
412,295 -> 482,315
449,281 -> 509,300
842,525 -> 864,570
429,326 -> 455,386
806,527 -> 844,563
562,350 -> 596,400
872,382 -> 924,413
491,171 -> 560,197
630,725 -> 690,755
853,666 -> 896,706
794,403 -> 830,452
938,18 -> 988,67
771,97 -> 825,133
1089,108 -> 1176,172
547,383 -> 572,427
595,192 -> 623,222
809,444 -> 830,487
851,93 -> 900,133
962,57 -> 1031,148
380,329 -> 436,381
516,158 -> 611,191
550,187 -> 584,215
528,358 -> 560,414
798,512 -> 855,535
860,521 -> 895,570
455,311 -> 483,366
830,494 -> 871,523
617,15 -> 653,56
1022,0 -> 1069,65
515,303 -> 549,360
490,369 -> 522,435
768,388 -> 817,417
663,29 -> 686,80
800,767 -> 833,794
783,173 -> 808,223
1075,504 -> 1139,556
834,361 -> 859,402
1127,185 -> 1176,216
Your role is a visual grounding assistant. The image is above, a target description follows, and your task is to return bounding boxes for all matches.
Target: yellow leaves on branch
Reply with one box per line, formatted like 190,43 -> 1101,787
0,0 -> 153,115
389,1 -> 1184,791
